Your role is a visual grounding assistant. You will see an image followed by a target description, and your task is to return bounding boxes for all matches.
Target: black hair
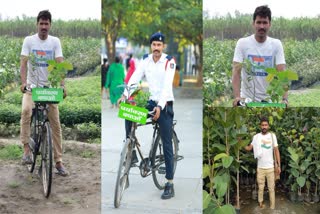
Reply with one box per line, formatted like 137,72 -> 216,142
260,116 -> 269,125
115,56 -> 120,63
37,10 -> 52,23
253,5 -> 271,22
176,65 -> 180,70
103,58 -> 108,64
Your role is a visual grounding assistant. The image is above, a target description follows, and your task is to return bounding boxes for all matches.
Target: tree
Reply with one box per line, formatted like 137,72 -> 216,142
102,0 -> 203,84
101,0 -> 160,64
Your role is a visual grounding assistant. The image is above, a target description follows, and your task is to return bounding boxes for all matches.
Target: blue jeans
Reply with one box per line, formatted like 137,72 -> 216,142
125,100 -> 174,180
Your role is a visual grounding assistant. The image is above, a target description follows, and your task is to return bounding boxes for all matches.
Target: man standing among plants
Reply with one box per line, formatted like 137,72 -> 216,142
245,117 -> 281,209
232,5 -> 288,106
20,10 -> 68,176
119,32 -> 176,200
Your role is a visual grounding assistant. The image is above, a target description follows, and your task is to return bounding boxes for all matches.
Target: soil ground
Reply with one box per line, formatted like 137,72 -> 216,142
239,183 -> 320,214
0,138 -> 101,214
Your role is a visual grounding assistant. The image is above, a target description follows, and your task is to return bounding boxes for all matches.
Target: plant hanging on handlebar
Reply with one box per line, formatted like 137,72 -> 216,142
47,60 -> 73,88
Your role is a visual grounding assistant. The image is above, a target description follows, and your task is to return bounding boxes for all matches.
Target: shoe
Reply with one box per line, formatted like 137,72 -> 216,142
22,153 -> 33,165
161,182 -> 175,199
55,163 -> 69,177
131,150 -> 138,165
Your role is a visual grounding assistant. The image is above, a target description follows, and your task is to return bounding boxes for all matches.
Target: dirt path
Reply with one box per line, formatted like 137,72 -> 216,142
0,139 -> 100,214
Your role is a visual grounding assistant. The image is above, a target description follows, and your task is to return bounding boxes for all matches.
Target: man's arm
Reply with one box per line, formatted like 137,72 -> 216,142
274,146 -> 281,174
232,61 -> 242,106
20,55 -> 28,93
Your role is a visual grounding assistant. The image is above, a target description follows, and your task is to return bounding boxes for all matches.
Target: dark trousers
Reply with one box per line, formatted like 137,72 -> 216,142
125,100 -> 174,180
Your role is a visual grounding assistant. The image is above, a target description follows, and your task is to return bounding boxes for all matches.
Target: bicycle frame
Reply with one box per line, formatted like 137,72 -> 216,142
32,102 -> 49,153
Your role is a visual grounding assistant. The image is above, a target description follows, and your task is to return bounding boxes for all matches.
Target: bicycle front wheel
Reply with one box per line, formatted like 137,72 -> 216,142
151,131 -> 179,190
114,138 -> 133,208
27,110 -> 37,173
41,121 -> 53,198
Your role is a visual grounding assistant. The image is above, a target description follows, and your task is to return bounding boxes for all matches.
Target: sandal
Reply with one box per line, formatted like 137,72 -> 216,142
22,153 -> 33,165
55,164 -> 69,177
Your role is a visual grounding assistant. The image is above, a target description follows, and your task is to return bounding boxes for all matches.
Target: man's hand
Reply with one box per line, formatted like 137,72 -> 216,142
282,98 -> 288,107
233,97 -> 241,107
62,87 -> 67,98
20,83 -> 27,93
117,95 -> 125,105
276,166 -> 281,175
153,106 -> 161,121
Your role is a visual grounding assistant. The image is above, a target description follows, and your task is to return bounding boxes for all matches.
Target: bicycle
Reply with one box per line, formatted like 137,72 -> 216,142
114,87 -> 183,208
25,86 -> 62,198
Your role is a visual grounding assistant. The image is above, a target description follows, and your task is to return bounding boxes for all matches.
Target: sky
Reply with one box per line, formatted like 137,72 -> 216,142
0,0 -> 100,20
203,0 -> 320,19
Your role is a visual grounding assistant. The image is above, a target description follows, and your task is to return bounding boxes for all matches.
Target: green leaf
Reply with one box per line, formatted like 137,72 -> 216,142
214,204 -> 236,214
213,175 -> 228,198
214,153 -> 228,161
203,190 -> 211,210
203,164 -> 210,179
241,165 -> 249,174
288,147 -> 299,163
297,176 -> 306,187
212,143 -> 226,152
291,168 -> 299,178
222,156 -> 233,168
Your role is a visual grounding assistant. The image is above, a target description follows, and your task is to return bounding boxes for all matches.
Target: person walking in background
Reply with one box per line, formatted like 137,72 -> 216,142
106,56 -> 125,108
244,117 -> 281,209
124,54 -> 136,84
101,58 -> 109,99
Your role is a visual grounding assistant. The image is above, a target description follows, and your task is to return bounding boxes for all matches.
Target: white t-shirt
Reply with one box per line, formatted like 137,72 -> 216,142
251,132 -> 278,169
21,34 -> 63,87
233,34 -> 286,101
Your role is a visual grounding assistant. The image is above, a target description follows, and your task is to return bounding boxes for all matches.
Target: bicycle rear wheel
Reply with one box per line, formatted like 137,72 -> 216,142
41,121 -> 53,198
114,139 -> 133,208
27,110 -> 37,173
151,131 -> 179,190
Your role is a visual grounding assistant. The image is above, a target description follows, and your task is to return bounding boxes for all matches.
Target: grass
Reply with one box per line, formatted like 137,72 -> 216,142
80,151 -> 96,158
0,144 -> 22,160
208,85 -> 320,107
289,85 -> 320,107
7,181 -> 20,188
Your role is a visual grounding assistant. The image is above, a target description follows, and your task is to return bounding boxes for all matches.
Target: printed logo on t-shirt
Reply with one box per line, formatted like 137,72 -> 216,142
32,49 -> 54,67
248,55 -> 273,77
261,138 -> 272,149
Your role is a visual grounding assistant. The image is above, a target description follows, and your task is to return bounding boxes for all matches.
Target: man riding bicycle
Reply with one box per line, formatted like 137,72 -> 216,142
20,10 -> 68,176
119,32 -> 176,199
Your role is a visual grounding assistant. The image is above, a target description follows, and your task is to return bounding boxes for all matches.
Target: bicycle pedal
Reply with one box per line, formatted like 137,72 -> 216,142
158,166 -> 166,174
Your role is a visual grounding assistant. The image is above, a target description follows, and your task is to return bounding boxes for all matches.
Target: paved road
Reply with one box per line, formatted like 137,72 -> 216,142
101,91 -> 202,214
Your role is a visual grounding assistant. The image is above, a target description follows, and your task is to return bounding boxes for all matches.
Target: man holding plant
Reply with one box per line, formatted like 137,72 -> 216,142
245,117 -> 281,209
232,5 -> 288,106
20,10 -> 68,176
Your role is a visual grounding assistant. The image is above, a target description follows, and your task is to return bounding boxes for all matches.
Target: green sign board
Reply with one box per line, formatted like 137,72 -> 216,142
246,102 -> 286,108
118,103 -> 148,124
32,88 -> 63,102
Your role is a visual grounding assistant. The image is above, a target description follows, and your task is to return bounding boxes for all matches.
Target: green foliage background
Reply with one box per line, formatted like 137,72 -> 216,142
203,107 -> 320,213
